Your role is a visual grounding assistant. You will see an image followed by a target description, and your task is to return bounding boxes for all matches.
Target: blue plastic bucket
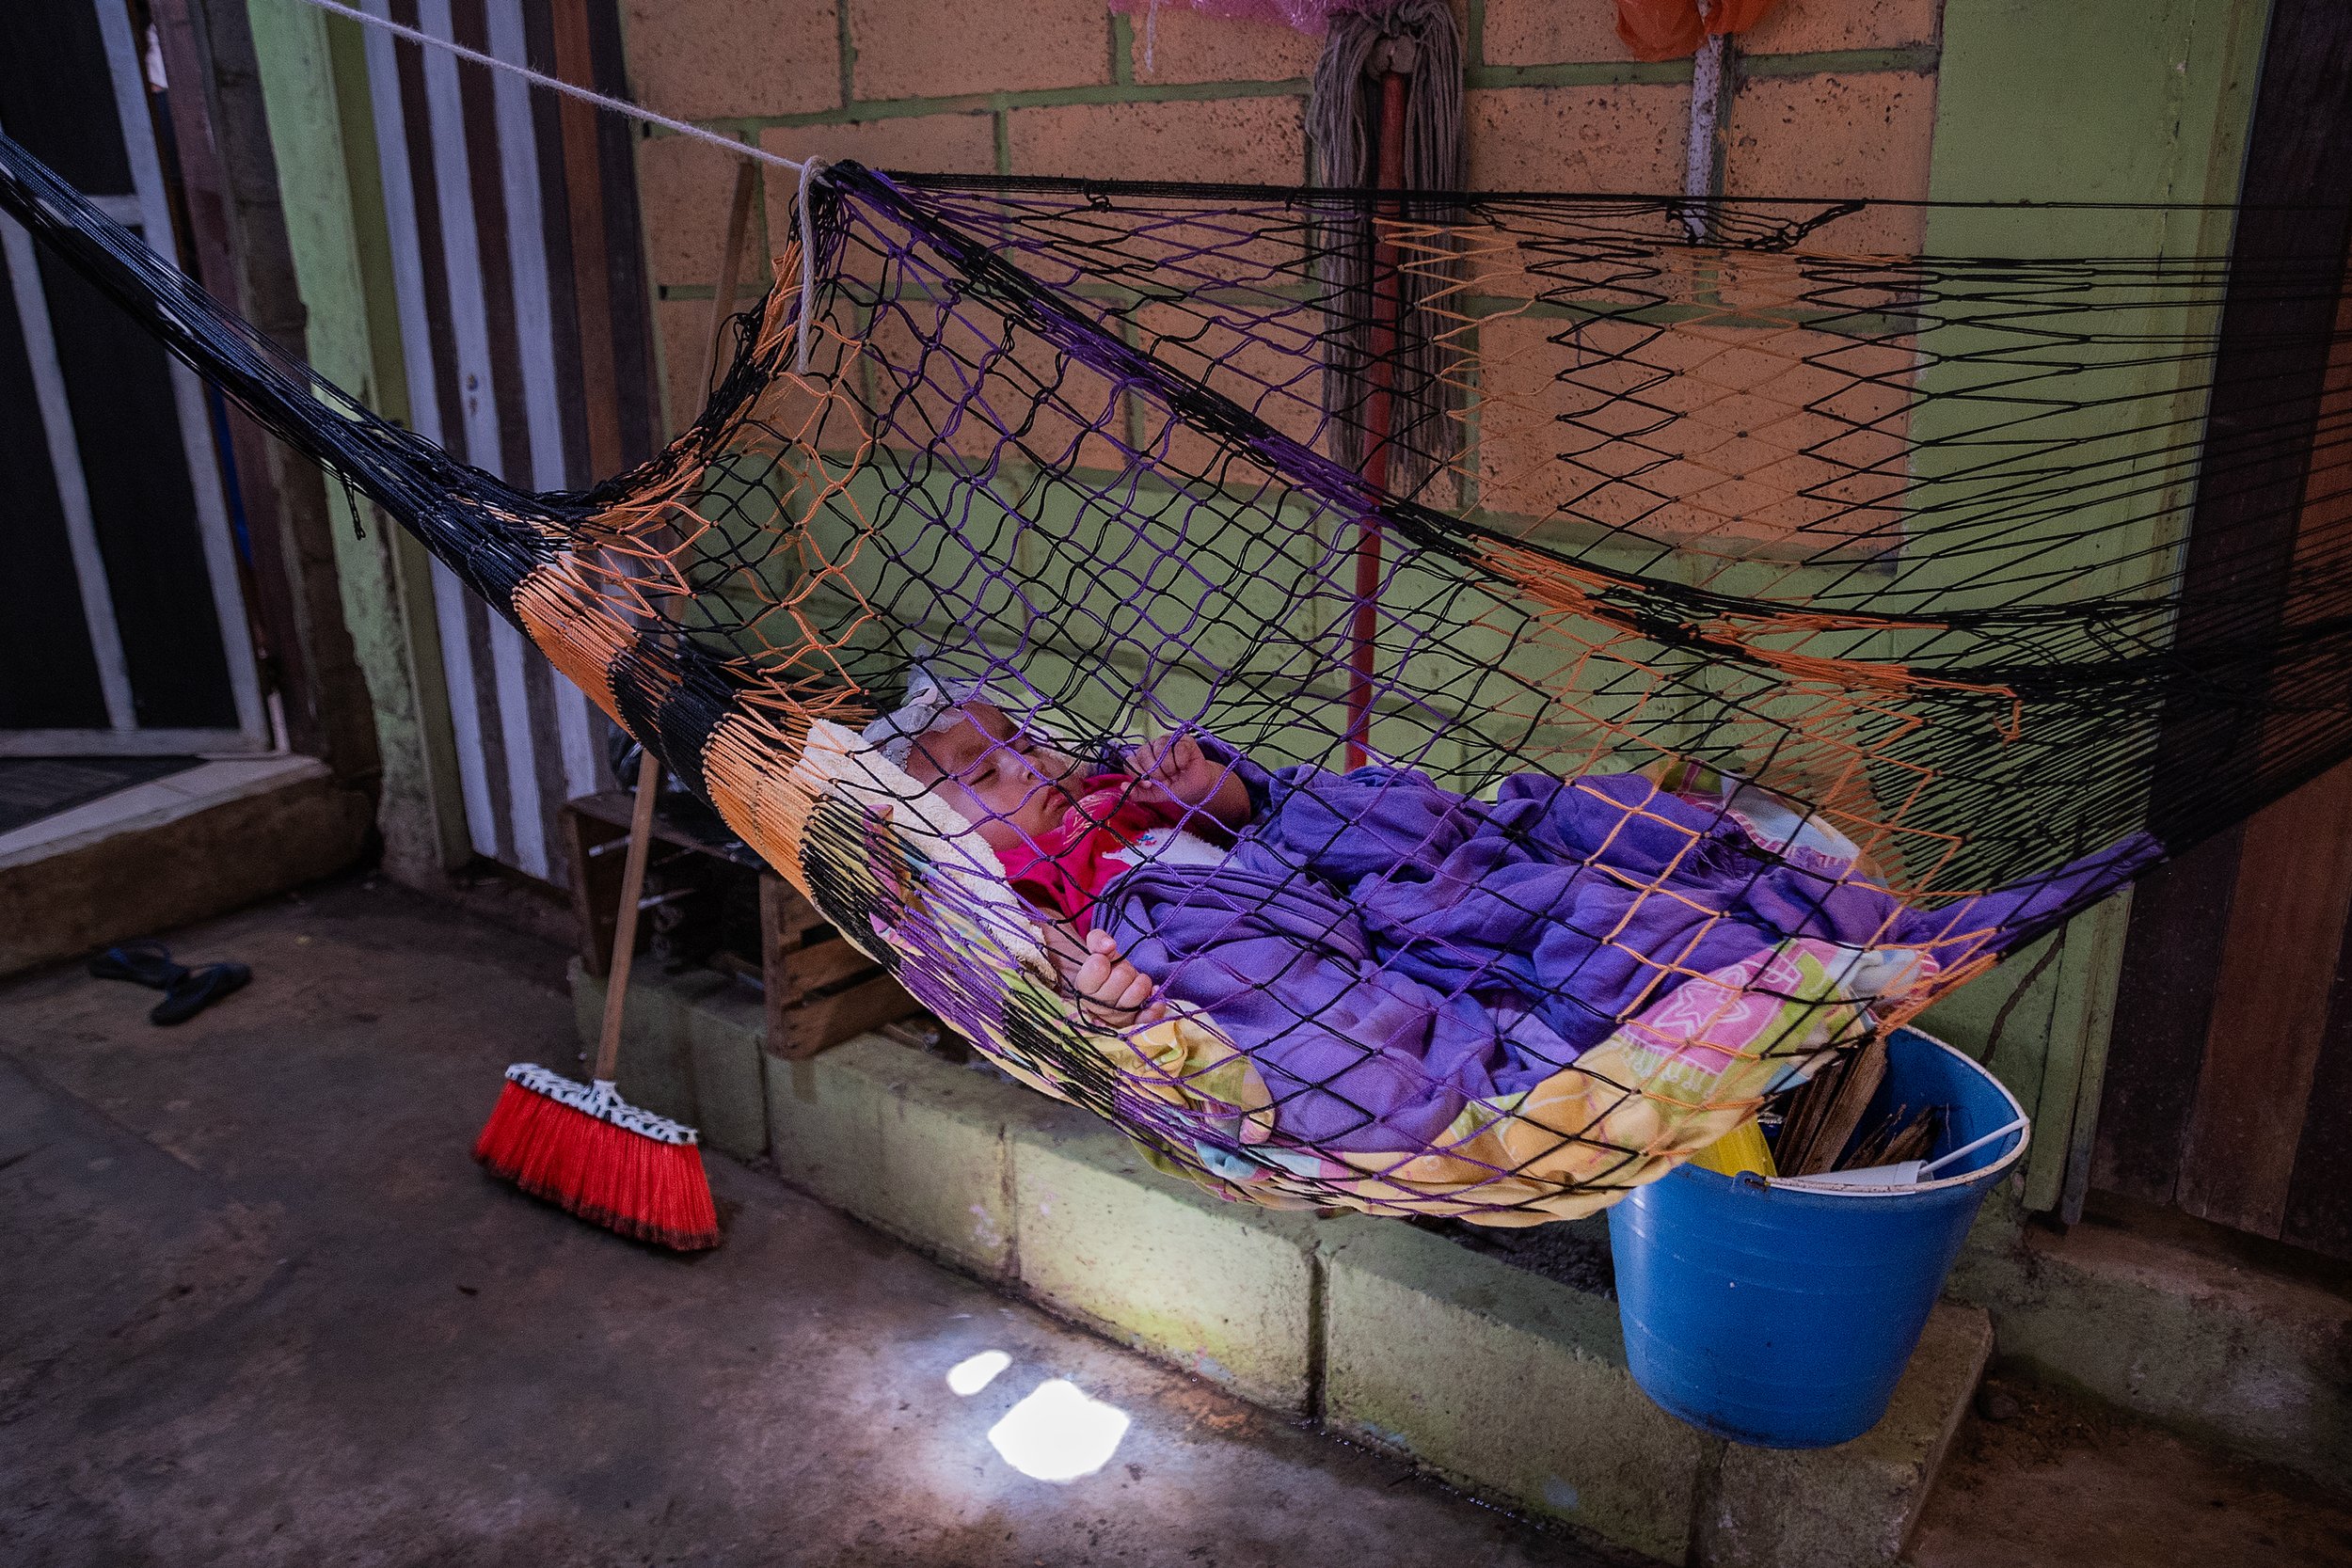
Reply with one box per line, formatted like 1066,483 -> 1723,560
1605,1027 -> 2026,1449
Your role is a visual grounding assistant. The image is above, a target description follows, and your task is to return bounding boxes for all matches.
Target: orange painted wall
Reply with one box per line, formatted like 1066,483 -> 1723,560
617,0 -> 1944,428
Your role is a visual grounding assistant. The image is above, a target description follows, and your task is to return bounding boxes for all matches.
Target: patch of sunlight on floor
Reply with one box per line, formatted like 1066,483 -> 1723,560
946,1350 -> 1011,1396
986,1379 -> 1132,1482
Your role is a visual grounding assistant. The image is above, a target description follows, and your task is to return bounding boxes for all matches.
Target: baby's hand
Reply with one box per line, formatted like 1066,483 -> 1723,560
1123,727 -> 1255,833
1126,731 -> 1216,805
1060,927 -> 1167,1030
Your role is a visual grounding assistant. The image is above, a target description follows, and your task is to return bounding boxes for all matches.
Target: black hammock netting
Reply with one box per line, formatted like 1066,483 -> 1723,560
9,131 -> 2352,1223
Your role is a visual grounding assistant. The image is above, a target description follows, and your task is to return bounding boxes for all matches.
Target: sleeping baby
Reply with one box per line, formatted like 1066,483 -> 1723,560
895,698 -> 1251,1028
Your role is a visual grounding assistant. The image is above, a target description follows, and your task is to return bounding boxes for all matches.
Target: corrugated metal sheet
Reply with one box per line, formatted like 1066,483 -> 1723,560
356,0 -> 656,882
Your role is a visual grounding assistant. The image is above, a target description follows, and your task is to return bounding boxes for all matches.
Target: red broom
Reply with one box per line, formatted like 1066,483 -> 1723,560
474,748 -> 720,1249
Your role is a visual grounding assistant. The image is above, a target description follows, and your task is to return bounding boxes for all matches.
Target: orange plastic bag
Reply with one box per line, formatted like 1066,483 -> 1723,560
1613,0 -> 1788,62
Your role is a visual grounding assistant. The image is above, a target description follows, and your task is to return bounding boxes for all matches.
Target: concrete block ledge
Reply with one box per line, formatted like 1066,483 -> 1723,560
1949,1188 -> 2352,1496
580,964 -> 1990,1567
1,759 -> 371,978
1013,1114 -> 1321,1411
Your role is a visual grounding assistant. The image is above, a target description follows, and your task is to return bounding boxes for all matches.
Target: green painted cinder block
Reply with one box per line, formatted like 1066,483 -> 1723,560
760,1034 -> 882,1208
865,1058 -> 1025,1276
865,1043 -> 1081,1278
571,960 -> 768,1159
584,971 -> 2001,1563
759,1034 -> 1067,1279
1012,1119 -> 1322,1412
1317,1217 -> 1708,1564
1323,1216 -> 1994,1568
1948,1189 -> 2352,1497
683,980 -> 771,1161
571,959 -> 707,1128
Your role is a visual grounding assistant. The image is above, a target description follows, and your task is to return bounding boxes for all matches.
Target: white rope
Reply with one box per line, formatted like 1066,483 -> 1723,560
289,0 -> 808,175
796,157 -> 824,374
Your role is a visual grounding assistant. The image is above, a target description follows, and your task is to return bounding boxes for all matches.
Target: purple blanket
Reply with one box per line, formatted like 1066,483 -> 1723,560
1099,766 -> 2156,1154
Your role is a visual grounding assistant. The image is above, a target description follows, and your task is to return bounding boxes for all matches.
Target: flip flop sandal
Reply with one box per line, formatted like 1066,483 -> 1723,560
150,962 -> 250,1027
88,940 -> 187,990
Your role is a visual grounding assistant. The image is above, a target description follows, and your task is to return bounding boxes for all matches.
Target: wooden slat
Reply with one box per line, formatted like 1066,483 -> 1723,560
759,872 -> 820,957
772,939 -> 879,1011
545,0 -> 624,479
514,0 -> 590,488
147,0 -> 310,745
573,787 -> 763,864
2175,164 -> 2352,1237
560,799 -> 628,975
760,873 -> 914,1059
2177,762 -> 2352,1234
388,0 -> 470,465
578,0 -> 660,463
2137,0 -> 2352,849
458,593 -> 517,863
2094,834 -> 2240,1204
2093,0 -> 2352,1230
447,0 -> 535,485
2283,911 -> 2352,1259
771,972 -> 921,1062
761,870 -> 849,1016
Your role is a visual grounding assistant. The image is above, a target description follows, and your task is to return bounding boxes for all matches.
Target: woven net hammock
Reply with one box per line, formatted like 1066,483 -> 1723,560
11,135 -> 2352,1224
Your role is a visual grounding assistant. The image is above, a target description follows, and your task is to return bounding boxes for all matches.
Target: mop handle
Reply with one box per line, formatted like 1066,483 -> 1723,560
1919,1116 -> 2028,1177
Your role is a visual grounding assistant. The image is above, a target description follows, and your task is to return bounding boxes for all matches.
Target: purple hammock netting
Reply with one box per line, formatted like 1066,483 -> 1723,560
8,136 -> 2352,1223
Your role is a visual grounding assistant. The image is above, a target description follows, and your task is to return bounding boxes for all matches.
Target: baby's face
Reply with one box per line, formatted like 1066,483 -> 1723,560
902,702 -> 1077,851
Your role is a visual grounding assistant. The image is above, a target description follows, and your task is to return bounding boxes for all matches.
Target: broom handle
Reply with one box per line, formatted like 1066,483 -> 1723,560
1343,67 -> 1409,770
592,748 -> 663,1085
588,165 -> 760,1085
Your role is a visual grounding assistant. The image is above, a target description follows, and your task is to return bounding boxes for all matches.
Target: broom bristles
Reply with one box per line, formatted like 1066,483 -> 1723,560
473,1071 -> 720,1251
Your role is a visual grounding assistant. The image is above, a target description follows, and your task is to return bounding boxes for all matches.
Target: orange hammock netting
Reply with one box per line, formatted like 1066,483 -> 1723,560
9,135 -> 2351,1223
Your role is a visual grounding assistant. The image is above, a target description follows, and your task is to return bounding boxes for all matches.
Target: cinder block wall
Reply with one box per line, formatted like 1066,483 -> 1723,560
600,1 -> 2281,1214
619,0 -> 1943,428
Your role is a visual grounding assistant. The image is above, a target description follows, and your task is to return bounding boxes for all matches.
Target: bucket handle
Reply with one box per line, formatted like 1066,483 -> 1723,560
1919,1116 -> 2028,1178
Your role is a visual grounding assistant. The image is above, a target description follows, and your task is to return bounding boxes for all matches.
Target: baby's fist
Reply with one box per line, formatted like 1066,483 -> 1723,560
1070,927 -> 1166,1029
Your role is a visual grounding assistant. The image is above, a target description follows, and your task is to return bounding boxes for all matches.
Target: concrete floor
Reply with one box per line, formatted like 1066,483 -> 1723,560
1910,1367 -> 2352,1568
0,879 -> 1617,1568
8,877 -> 2348,1568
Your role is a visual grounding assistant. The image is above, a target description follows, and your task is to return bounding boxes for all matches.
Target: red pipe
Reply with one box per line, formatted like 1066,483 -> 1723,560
1343,68 -> 1409,770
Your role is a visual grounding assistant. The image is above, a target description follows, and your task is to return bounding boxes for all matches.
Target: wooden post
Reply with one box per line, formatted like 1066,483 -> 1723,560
560,800 -> 629,975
